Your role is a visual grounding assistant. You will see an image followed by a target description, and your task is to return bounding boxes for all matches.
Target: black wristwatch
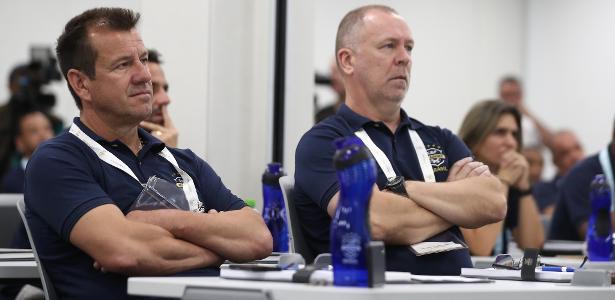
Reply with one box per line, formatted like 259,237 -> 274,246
517,186 -> 533,197
384,176 -> 409,198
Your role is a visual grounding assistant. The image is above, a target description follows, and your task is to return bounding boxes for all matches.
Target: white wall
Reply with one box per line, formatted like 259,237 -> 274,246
205,0 -> 275,207
283,0 -> 316,177
526,0 -> 615,155
2,0 -> 614,203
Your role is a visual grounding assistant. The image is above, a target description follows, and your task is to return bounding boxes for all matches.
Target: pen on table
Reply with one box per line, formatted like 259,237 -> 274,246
541,266 -> 574,272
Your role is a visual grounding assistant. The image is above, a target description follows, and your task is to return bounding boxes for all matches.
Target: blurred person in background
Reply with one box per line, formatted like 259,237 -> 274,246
549,119 -> 614,241
533,130 -> 584,216
138,49 -> 178,147
499,76 -> 553,149
2,110 -> 54,193
0,110 -> 54,300
522,146 -> 544,186
314,59 -> 345,123
0,58 -> 63,187
458,100 -> 544,255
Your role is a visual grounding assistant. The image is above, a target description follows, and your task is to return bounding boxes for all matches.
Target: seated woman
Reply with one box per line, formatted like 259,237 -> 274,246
458,100 -> 544,255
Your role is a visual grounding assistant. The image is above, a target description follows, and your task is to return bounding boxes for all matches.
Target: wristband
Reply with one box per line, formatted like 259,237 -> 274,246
510,186 -> 532,198
517,186 -> 533,197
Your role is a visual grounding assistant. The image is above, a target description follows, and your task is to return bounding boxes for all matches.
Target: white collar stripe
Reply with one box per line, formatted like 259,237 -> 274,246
355,129 -> 397,180
354,128 -> 436,183
69,122 -> 202,212
408,129 -> 436,183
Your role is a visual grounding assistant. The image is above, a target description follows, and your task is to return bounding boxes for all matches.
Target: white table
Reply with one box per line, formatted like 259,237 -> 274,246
0,261 -> 38,279
0,248 -> 39,279
128,276 -> 615,300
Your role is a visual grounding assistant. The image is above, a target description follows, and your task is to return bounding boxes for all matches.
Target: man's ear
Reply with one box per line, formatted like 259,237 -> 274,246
337,48 -> 354,76
67,69 -> 92,103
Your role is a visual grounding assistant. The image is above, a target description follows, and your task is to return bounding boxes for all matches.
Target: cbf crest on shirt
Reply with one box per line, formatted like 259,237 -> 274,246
426,144 -> 448,174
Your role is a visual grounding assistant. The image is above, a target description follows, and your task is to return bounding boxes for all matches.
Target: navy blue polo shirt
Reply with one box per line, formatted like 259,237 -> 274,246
549,144 -> 614,241
294,104 -> 473,275
24,117 -> 245,300
1,163 -> 25,193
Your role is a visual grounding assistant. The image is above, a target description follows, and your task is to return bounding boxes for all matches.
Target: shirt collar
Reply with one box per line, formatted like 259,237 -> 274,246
73,117 -> 165,154
337,103 -> 424,132
21,158 -> 28,170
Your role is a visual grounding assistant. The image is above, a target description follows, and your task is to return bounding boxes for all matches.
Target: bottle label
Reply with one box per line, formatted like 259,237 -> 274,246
341,232 -> 362,265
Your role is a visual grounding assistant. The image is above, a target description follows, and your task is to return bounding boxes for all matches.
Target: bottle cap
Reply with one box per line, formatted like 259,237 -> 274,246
267,162 -> 282,174
332,137 -> 373,170
244,198 -> 256,208
263,162 -> 285,185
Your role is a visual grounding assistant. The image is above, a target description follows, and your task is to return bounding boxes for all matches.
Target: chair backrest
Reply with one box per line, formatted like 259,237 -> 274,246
16,198 -> 58,300
279,176 -> 315,263
0,194 -> 26,248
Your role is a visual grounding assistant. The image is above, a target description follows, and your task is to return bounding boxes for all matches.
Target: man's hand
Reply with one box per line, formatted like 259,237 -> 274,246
447,157 -> 491,182
498,150 -> 530,190
140,106 -> 178,147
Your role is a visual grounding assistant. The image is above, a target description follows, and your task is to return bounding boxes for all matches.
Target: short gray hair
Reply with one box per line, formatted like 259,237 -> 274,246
335,5 -> 398,66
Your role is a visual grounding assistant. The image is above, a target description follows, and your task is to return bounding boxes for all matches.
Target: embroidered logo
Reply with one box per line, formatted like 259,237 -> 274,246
426,145 -> 448,173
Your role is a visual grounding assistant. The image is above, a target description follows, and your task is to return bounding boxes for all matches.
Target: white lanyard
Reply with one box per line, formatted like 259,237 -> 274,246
69,123 -> 202,212
354,128 -> 436,183
598,147 -> 615,212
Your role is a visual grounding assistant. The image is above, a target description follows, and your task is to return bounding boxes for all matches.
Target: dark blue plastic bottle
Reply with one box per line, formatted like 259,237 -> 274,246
586,174 -> 613,261
330,137 -> 376,287
262,162 -> 289,252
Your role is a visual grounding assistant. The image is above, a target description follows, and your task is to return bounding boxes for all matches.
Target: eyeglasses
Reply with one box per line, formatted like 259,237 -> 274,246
492,254 -> 588,270
492,254 -> 522,270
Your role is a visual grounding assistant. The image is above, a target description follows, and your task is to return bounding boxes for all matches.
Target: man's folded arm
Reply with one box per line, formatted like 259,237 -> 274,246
126,207 -> 273,263
69,204 -> 223,276
405,175 -> 507,228
326,187 -> 452,245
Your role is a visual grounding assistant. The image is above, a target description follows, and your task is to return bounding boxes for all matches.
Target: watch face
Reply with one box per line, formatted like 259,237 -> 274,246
386,176 -> 404,187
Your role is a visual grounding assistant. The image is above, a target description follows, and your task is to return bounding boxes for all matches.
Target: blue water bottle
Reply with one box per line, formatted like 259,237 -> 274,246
262,162 -> 289,252
586,174 -> 614,261
330,137 -> 376,287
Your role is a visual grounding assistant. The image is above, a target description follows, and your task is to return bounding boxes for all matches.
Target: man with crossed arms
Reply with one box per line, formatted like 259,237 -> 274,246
25,8 -> 271,299
295,5 -> 506,275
